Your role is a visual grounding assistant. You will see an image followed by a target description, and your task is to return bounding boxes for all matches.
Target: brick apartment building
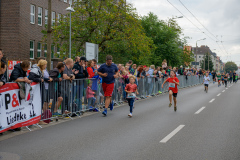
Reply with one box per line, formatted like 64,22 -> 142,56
0,0 -> 73,63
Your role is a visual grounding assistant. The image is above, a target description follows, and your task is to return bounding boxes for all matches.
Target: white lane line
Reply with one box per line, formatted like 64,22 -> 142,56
209,99 -> 215,103
222,90 -> 225,92
195,107 -> 206,114
160,125 -> 185,143
217,93 -> 221,96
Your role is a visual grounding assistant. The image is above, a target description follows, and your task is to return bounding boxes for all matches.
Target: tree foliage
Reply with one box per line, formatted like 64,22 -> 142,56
200,53 -> 214,71
141,12 -> 191,67
48,0 -> 154,64
224,61 -> 238,73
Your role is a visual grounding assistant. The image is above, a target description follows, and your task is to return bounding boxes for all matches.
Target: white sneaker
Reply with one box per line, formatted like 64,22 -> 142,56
128,113 -> 132,117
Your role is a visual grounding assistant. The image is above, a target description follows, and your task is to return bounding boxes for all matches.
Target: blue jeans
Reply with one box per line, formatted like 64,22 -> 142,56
148,82 -> 153,95
73,84 -> 84,111
127,98 -> 135,113
122,83 -> 126,99
88,97 -> 96,108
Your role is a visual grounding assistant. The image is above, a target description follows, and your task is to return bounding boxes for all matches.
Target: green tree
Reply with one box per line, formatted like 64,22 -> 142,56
44,0 -> 154,64
182,47 -> 194,67
224,61 -> 238,73
200,53 -> 214,71
141,12 -> 189,67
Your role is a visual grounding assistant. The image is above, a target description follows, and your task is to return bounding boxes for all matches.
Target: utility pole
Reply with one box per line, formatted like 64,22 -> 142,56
208,53 -> 209,70
204,54 -> 205,70
47,0 -> 52,71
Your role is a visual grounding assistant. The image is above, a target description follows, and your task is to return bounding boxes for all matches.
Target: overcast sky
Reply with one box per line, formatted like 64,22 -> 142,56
127,0 -> 240,65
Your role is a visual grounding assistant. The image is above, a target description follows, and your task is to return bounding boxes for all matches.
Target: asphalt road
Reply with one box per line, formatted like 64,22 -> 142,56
0,82 -> 240,160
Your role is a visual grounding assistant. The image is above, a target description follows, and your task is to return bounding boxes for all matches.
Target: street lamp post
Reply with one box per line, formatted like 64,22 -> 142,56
168,16 -> 183,27
195,38 -> 206,69
66,5 -> 75,58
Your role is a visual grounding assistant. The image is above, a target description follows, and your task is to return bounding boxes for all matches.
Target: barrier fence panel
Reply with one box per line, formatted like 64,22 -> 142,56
1,74 -> 215,131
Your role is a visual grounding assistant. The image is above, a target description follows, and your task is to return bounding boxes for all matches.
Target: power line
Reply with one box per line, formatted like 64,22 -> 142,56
166,0 -> 228,57
179,0 -> 219,41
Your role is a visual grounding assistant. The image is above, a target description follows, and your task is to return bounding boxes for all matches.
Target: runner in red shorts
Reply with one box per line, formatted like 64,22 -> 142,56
162,70 -> 179,111
97,55 -> 118,116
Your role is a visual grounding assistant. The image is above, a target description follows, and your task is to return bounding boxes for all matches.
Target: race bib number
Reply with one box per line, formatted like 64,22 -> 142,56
169,83 -> 175,88
127,93 -> 136,99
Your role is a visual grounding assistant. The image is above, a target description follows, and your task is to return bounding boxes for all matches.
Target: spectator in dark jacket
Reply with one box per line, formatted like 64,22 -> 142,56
0,61 -> 7,87
49,62 -> 65,116
73,57 -> 88,79
8,60 -> 31,130
9,60 -> 31,83
29,60 -> 47,83
29,59 -> 50,125
0,49 -> 7,81
72,57 -> 88,111
178,65 -> 184,75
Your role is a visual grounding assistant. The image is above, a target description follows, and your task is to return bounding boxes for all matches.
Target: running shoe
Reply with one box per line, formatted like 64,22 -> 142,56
102,109 -> 107,116
174,106 -> 177,112
169,103 -> 172,107
93,107 -> 99,112
88,106 -> 94,111
109,101 -> 114,111
159,91 -> 162,94
128,113 -> 132,117
53,112 -> 62,116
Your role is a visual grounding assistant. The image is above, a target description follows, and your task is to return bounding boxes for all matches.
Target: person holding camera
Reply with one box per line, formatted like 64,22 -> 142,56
73,57 -> 88,112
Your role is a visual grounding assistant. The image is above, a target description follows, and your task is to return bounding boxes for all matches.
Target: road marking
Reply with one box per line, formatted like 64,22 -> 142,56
217,93 -> 221,96
222,90 -> 225,92
209,99 -> 215,103
195,107 -> 206,114
226,88 -> 228,89
160,125 -> 185,143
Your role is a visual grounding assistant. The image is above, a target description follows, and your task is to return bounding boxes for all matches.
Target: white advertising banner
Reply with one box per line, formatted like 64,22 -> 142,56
0,83 -> 42,133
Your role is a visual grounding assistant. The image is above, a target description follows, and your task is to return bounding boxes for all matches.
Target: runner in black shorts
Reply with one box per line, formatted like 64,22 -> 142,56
162,71 -> 179,112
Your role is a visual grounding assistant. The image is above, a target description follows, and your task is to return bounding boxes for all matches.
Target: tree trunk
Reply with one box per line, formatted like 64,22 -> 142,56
47,0 -> 52,71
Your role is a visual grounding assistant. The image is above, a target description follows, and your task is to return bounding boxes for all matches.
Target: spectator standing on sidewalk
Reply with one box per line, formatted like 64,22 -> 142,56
0,62 -> 7,87
29,59 -> 51,125
0,49 -> 7,80
72,57 -> 88,111
10,60 -> 31,84
97,55 -> 118,116
63,58 -> 77,113
9,60 -> 31,130
49,62 -> 64,116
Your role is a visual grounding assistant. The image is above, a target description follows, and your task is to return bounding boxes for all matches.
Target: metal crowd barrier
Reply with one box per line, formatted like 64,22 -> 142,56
39,75 -> 211,122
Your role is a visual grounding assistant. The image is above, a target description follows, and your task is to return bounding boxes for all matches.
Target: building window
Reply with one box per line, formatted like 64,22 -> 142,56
45,9 -> 48,25
51,44 -> 55,58
30,41 -> 34,59
69,0 -> 72,5
38,7 -> 42,26
199,56 -> 201,58
64,0 -> 68,3
52,12 -> 56,26
63,15 -> 66,22
30,5 -> 35,24
57,13 -> 62,23
37,42 -> 42,57
44,44 -> 47,57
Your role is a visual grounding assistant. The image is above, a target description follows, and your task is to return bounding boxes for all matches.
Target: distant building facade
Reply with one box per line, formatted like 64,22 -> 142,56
0,0 -> 72,63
